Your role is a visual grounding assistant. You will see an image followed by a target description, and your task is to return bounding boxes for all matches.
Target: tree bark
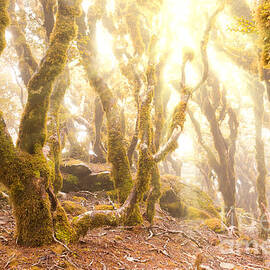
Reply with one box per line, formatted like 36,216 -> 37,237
76,5 -> 133,203
251,83 -> 269,239
0,0 -> 81,246
92,96 -> 106,163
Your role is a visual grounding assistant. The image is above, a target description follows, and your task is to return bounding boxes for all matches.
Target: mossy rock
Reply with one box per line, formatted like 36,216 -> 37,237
61,159 -> 92,176
202,218 -> 226,233
160,175 -> 220,220
159,189 -> 186,218
61,159 -> 114,192
187,206 -> 212,220
62,200 -> 87,216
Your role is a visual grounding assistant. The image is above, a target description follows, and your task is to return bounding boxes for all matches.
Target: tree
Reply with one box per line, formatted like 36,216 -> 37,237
0,0 -> 81,246
0,0 -> 225,247
189,77 -> 239,228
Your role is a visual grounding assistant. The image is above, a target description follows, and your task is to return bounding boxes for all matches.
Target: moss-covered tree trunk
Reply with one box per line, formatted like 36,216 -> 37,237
255,1 -> 270,100
189,78 -> 238,228
251,83 -> 269,239
92,96 -> 106,163
40,0 -> 56,41
145,52 -> 168,224
8,0 -> 38,86
0,0 -> 81,246
48,67 -> 70,193
76,4 -> 133,203
201,86 -> 239,228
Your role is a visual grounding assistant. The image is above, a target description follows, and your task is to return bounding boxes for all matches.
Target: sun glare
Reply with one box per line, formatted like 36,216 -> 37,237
96,21 -> 117,70
208,45 -> 248,96
5,30 -> 12,43
106,0 -> 115,13
81,0 -> 93,13
165,0 -> 192,23
167,89 -> 180,114
175,133 -> 194,157
64,96 -> 79,115
217,13 -> 233,32
77,131 -> 88,143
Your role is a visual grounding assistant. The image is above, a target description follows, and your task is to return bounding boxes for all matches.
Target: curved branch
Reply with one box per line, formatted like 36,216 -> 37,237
193,1 -> 226,93
40,0 -> 56,41
8,0 -> 38,86
0,0 -> 16,187
188,109 -> 220,173
155,2 -> 225,162
48,67 -> 70,192
75,61 -> 158,232
0,112 -> 17,188
0,0 -> 9,55
17,0 -> 81,154
76,6 -> 133,203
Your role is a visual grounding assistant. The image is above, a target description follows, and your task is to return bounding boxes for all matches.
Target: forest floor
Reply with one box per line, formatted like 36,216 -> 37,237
0,191 -> 270,270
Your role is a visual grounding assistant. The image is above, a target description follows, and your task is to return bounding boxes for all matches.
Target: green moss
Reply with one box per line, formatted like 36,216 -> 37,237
53,205 -> 77,244
106,190 -> 118,201
125,2 -> 145,56
203,218 -> 225,233
169,101 -> 187,134
90,78 -> 133,204
123,62 -> 157,226
77,9 -> 133,204
0,0 -> 10,55
73,211 -> 119,238
159,189 -> 186,218
62,200 -> 86,216
146,165 -> 161,224
107,113 -> 133,203
0,0 -> 83,248
125,204 -> 143,226
1,117 -> 76,247
160,175 -> 221,220
72,196 -> 86,202
65,174 -> 79,185
187,206 -> 211,220
17,0 -> 82,155
19,159 -> 54,239
124,147 -> 155,226
3,152 -> 55,246
256,2 -> 270,69
95,204 -> 120,210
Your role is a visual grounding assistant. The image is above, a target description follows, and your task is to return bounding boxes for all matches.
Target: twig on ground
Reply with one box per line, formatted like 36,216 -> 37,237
107,195 -> 117,209
236,263 -> 270,270
53,235 -> 74,254
147,228 -> 154,240
145,242 -> 171,258
4,254 -> 15,269
163,238 -> 169,249
62,254 -> 80,269
152,226 -> 202,248
88,259 -> 94,267
101,261 -> 107,270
